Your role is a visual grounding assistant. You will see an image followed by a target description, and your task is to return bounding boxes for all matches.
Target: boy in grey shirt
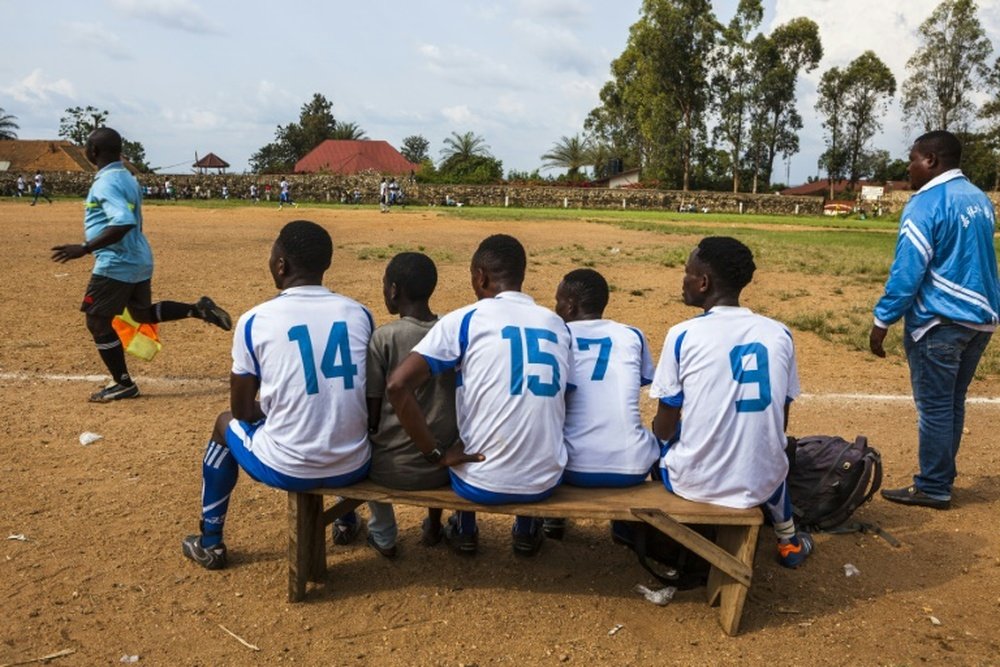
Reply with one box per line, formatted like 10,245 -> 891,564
334,252 -> 458,555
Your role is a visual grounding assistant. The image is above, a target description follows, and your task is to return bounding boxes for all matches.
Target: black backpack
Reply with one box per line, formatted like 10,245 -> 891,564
785,435 -> 882,532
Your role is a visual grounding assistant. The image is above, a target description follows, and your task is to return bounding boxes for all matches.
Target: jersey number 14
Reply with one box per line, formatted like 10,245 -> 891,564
288,322 -> 357,394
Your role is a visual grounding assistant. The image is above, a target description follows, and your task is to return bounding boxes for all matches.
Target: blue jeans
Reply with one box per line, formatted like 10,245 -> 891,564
904,323 -> 991,499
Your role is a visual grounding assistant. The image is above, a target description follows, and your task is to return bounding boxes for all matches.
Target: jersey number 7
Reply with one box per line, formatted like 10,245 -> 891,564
288,322 -> 358,394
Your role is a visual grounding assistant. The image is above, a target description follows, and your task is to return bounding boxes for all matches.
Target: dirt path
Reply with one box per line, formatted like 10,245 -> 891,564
2,202 -> 998,665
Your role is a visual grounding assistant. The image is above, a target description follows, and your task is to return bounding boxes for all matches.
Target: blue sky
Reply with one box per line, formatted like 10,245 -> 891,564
2,0 -> 998,184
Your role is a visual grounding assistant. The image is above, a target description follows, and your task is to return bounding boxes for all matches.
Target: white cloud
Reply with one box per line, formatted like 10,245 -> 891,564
65,21 -> 132,60
515,0 -> 588,26
160,107 -> 224,131
0,69 -> 76,106
512,18 -> 598,76
441,105 -> 476,126
416,42 -> 528,90
108,0 -> 221,35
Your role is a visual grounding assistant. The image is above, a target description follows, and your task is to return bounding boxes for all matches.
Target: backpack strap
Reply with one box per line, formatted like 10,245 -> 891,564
826,520 -> 901,548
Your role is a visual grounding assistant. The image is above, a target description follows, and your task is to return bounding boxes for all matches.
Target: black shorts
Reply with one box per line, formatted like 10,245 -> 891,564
81,275 -> 152,318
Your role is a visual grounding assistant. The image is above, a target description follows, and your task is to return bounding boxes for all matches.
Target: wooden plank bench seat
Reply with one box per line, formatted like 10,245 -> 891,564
287,480 -> 763,635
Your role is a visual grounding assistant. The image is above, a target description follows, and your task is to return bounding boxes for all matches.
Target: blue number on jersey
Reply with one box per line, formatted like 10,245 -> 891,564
501,325 -> 561,397
576,337 -> 612,381
288,322 -> 358,394
729,342 -> 771,412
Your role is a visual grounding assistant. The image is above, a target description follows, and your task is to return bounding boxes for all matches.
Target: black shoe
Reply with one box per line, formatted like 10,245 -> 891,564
421,517 -> 443,546
182,535 -> 228,570
332,520 -> 360,545
444,514 -> 478,555
195,296 -> 233,331
512,518 -> 545,557
366,533 -> 398,559
881,485 -> 950,510
89,382 -> 140,403
541,518 -> 566,540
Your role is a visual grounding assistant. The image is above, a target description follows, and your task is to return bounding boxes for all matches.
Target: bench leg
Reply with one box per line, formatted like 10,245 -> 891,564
288,492 -> 326,602
706,524 -> 759,636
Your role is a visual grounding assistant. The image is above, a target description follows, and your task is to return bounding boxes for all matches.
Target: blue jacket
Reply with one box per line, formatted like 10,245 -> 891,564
874,171 -> 1000,334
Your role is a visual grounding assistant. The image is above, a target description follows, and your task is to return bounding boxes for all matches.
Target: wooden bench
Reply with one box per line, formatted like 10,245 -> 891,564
287,480 -> 763,636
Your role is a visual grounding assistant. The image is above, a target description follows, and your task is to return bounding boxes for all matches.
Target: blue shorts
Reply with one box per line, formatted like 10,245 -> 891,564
225,419 -> 369,491
449,471 -> 557,505
563,469 -> 649,487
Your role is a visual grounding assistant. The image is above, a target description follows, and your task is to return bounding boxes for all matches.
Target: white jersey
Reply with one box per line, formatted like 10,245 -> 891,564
649,306 -> 799,508
564,319 -> 659,476
413,291 -> 570,495
280,180 -> 289,194
231,285 -> 373,479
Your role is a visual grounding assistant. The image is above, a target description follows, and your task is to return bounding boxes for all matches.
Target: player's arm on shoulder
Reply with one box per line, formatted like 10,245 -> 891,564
652,403 -> 681,443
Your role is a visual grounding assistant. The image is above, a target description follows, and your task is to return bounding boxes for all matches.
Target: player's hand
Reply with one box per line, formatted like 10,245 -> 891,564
869,325 -> 888,358
439,441 -> 485,468
50,244 -> 88,263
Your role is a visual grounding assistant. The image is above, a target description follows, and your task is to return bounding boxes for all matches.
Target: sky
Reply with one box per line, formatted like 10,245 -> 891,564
2,0 -> 999,184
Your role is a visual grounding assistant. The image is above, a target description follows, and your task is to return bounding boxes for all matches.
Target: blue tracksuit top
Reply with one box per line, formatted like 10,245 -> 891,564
873,170 -> 1000,335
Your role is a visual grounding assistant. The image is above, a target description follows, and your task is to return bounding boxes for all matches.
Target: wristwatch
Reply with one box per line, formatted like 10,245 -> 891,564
81,241 -> 91,254
423,446 -> 444,465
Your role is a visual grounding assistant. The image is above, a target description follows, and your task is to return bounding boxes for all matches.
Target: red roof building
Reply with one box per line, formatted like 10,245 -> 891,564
193,152 -> 230,173
0,139 -> 95,173
294,140 -> 419,175
780,179 -> 910,197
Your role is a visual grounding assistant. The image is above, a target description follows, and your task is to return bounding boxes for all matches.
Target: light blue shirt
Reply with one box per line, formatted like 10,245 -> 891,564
85,162 -> 153,283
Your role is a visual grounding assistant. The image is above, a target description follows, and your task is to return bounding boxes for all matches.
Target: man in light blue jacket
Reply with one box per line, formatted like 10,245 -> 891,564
870,130 -> 1000,510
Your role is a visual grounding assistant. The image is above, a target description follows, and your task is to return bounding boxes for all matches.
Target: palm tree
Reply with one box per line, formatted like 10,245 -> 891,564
440,131 -> 492,162
541,134 -> 593,178
331,121 -> 367,140
0,107 -> 19,140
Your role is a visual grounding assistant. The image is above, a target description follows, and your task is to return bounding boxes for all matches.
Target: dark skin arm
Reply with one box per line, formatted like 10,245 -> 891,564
230,373 -> 265,423
386,352 -> 483,468
51,224 -> 132,263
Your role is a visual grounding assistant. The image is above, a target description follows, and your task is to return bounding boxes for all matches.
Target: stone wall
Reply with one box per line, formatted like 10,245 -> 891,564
880,188 -> 1000,215
2,170 -> 824,216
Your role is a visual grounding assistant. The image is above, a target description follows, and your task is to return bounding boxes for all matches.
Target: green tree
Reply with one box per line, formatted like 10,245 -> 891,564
250,93 -> 339,173
58,105 -> 150,172
590,0 -> 718,190
901,0 -> 993,132
711,0 -> 763,192
400,135 -> 430,163
981,56 -> 1000,190
540,134 -> 593,179
816,66 -> 851,197
0,107 -> 18,140
430,132 -> 503,184
331,121 -> 367,140
584,78 -> 641,176
744,17 -> 822,192
59,106 -> 109,145
841,51 -> 896,187
439,131 -> 492,164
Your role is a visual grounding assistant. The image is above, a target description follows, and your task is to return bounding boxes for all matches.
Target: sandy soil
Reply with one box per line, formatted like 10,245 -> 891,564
2,201 -> 999,666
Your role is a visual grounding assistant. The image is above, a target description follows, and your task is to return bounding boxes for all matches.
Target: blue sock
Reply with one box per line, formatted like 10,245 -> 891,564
457,510 -> 476,534
200,439 -> 239,547
513,515 -> 536,535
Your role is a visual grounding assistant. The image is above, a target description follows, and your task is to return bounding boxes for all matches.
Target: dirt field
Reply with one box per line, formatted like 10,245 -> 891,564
2,201 -> 999,666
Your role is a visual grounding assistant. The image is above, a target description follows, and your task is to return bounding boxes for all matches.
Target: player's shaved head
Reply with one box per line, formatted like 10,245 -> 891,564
561,268 -> 609,316
276,220 -> 332,275
913,130 -> 962,169
472,234 -> 526,288
87,127 -> 123,157
694,236 -> 756,293
386,252 -> 437,301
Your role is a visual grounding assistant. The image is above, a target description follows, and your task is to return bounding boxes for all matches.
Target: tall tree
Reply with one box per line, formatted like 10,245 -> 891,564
841,51 -> 896,187
901,0 -> 993,132
439,131 -> 491,164
981,56 -> 1000,190
0,107 -> 18,140
711,0 -> 763,192
58,106 -> 151,172
584,77 -> 642,176
540,134 -> 593,178
59,106 -> 109,145
744,17 -> 822,192
816,66 -> 850,198
250,93 -> 339,173
331,121 -> 367,140
400,135 -> 430,163
590,0 -> 718,190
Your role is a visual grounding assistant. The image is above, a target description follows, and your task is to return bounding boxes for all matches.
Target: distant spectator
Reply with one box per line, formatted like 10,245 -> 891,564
31,171 -> 53,206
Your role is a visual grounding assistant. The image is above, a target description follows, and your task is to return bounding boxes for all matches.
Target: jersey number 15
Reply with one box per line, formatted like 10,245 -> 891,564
501,326 -> 561,397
